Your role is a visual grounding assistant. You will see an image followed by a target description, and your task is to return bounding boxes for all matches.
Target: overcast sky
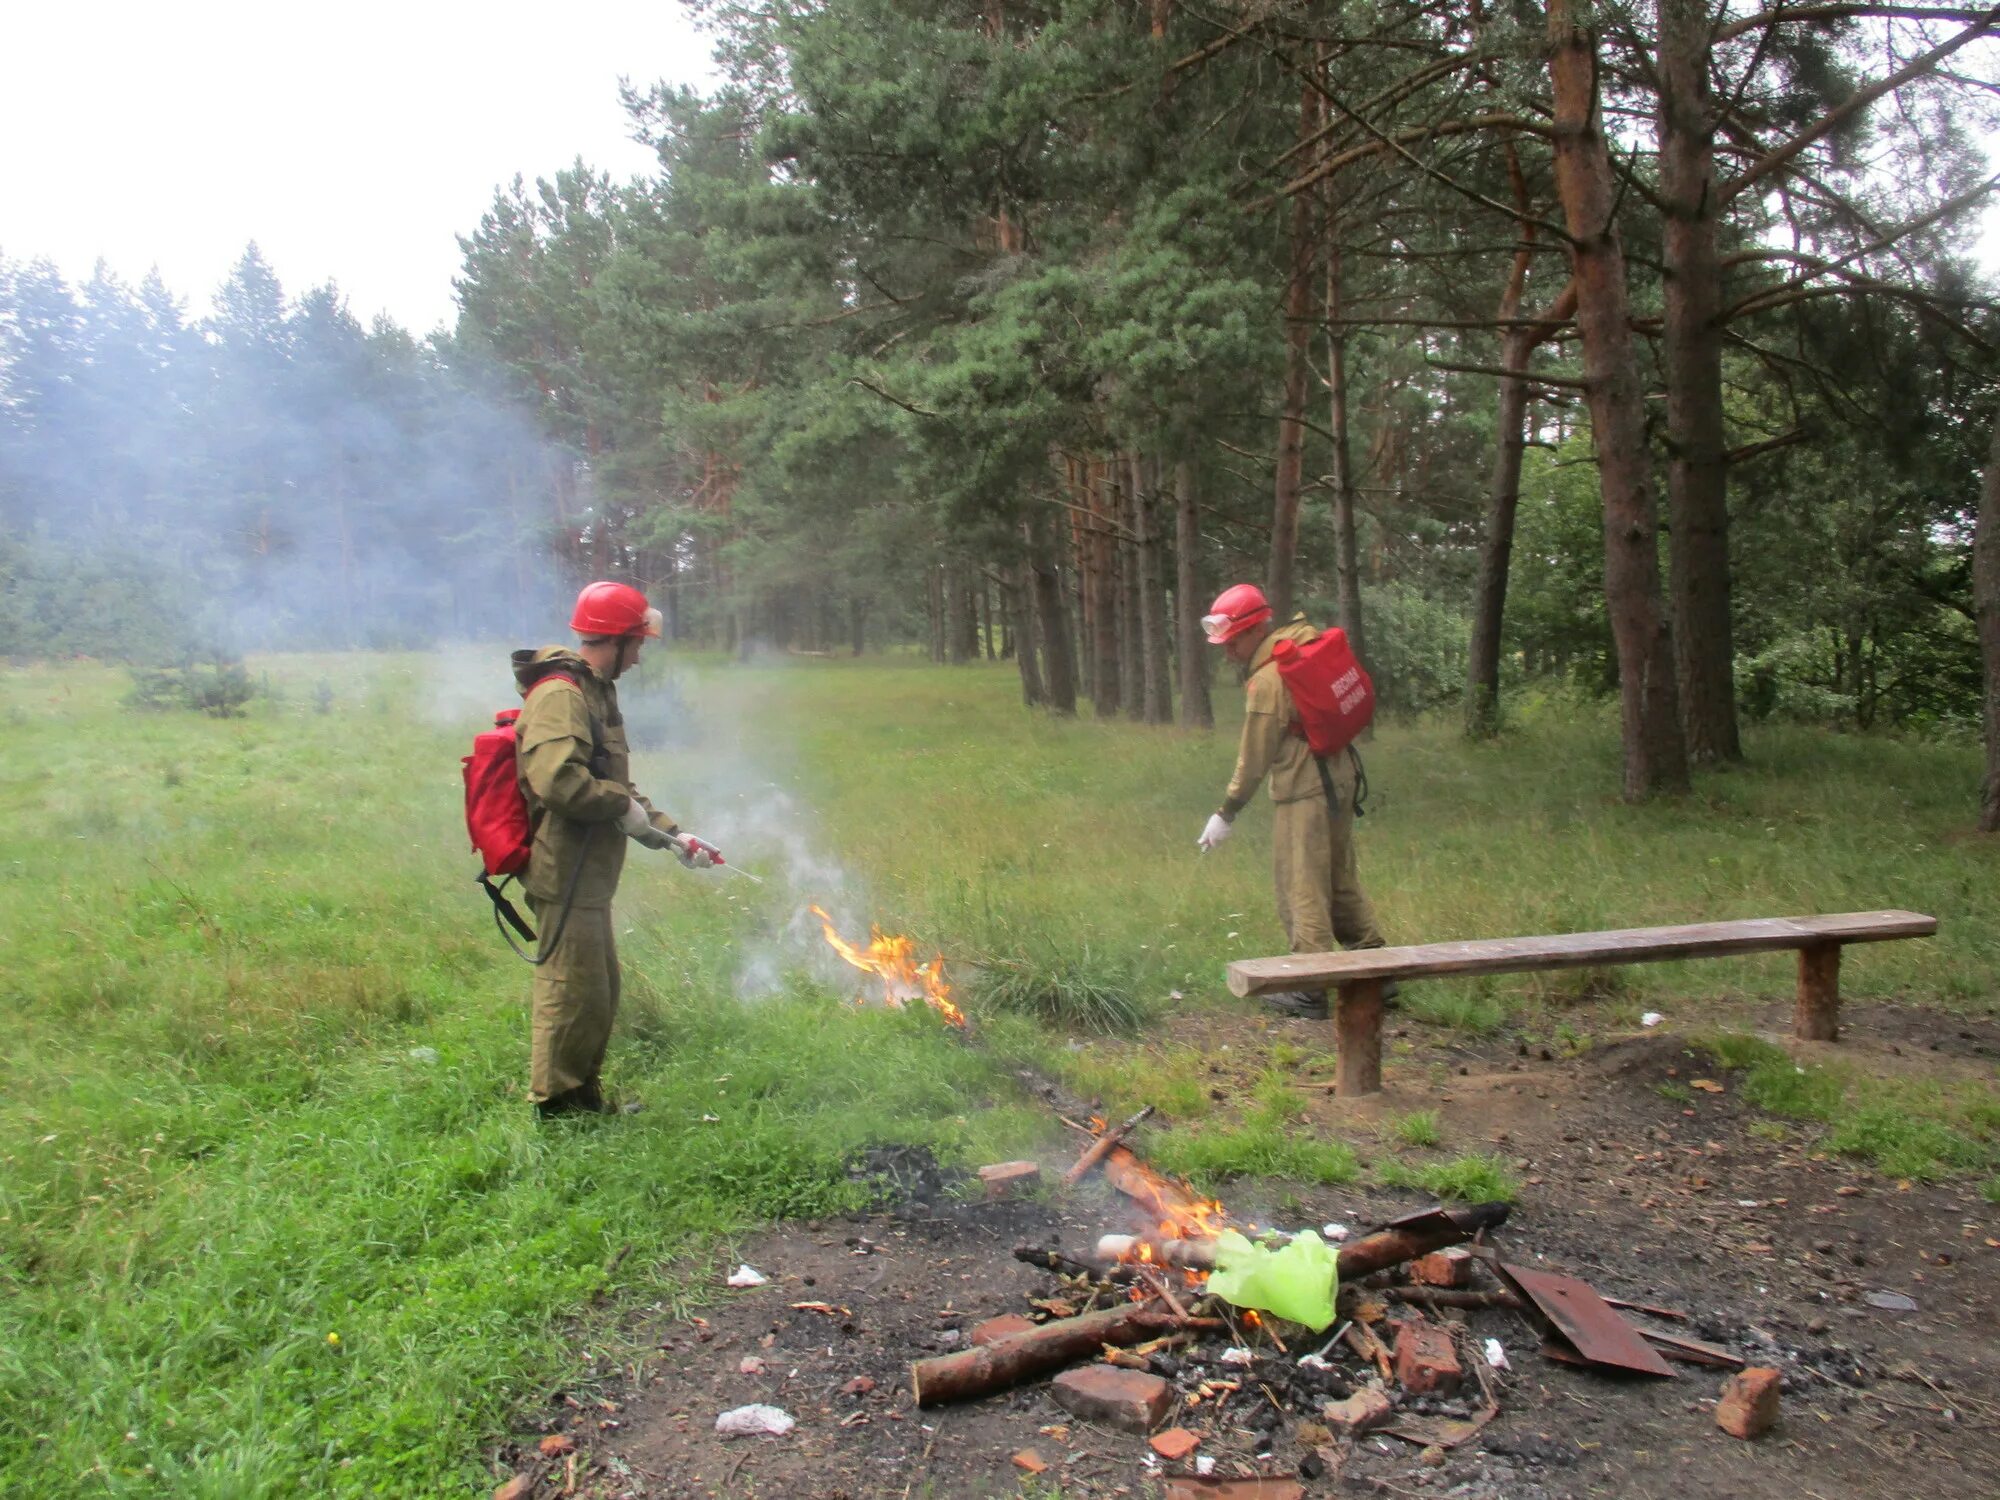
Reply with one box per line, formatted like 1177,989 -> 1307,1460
5,4 -> 1998,339
0,2 -> 715,335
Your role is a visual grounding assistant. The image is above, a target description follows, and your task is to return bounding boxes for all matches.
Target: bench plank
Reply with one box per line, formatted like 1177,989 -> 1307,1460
1225,911 -> 1936,998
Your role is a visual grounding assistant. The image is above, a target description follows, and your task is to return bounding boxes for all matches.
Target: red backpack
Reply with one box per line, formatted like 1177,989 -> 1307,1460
462,673 -> 582,875
463,706 -> 534,877
1271,628 -> 1374,757
463,673 -> 590,959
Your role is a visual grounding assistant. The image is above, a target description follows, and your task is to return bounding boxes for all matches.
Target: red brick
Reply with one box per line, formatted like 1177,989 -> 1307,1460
493,1477 -> 535,1500
1164,1483 -> 1303,1500
1320,1386 -> 1394,1437
1149,1426 -> 1201,1461
1409,1247 -> 1477,1288
1715,1367 -> 1781,1439
970,1313 -> 1037,1346
1012,1449 -> 1050,1474
1393,1321 -> 1463,1396
976,1160 -> 1041,1199
1049,1363 -> 1174,1433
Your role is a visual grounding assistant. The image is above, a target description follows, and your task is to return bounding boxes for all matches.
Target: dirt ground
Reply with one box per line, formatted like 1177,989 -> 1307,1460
489,1000 -> 2000,1500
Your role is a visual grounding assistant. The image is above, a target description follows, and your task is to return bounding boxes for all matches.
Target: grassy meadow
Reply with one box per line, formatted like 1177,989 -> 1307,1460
2,649 -> 1997,1495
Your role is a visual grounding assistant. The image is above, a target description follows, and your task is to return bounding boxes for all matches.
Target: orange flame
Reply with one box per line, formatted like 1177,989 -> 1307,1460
808,905 -> 968,1028
1091,1136 -> 1230,1287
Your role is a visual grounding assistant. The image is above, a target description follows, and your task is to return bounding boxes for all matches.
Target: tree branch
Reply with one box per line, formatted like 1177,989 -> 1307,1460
1715,4 -> 1998,42
1725,428 -> 1809,464
1423,358 -> 1592,388
1721,9 -> 2000,204
1726,169 -> 2000,298
847,377 -> 938,419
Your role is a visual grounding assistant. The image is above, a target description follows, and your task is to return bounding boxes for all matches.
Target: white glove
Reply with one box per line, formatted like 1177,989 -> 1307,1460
675,834 -> 721,869
620,800 -> 673,849
1198,813 -> 1233,851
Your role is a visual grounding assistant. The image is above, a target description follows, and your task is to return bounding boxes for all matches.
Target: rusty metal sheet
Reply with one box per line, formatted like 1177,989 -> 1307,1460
1362,1205 -> 1458,1238
1634,1327 -> 1744,1369
1491,1262 -> 1676,1378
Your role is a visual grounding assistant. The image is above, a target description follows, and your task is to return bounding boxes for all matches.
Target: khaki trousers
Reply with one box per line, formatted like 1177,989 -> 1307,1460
526,898 -> 620,1104
1271,770 -> 1384,956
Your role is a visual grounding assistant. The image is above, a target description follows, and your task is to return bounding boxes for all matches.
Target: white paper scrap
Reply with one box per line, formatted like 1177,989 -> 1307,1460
715,1403 -> 794,1437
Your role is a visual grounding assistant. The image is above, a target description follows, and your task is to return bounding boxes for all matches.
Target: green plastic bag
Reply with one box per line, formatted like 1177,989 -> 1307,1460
1205,1229 -> 1339,1332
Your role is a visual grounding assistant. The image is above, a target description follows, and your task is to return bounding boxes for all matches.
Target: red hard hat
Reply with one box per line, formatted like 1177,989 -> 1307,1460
570,581 -> 663,638
1202,583 -> 1272,644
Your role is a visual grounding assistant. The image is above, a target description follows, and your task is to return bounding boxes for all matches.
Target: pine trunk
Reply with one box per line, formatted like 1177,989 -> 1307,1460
1548,0 -> 1690,799
1267,81 -> 1319,623
1175,460 -> 1215,728
1465,158 -> 1558,739
1977,404 -> 2000,831
1030,508 -> 1078,716
1660,0 -> 1741,764
1133,454 -> 1172,724
1118,458 -> 1145,719
1326,243 -> 1365,666
1091,458 -> 1123,716
1010,561 -> 1044,707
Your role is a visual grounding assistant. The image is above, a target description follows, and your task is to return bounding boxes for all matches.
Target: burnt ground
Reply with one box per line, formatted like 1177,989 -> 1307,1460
488,999 -> 2000,1500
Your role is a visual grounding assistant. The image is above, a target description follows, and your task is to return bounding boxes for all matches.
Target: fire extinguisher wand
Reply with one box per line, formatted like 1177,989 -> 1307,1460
667,832 -> 765,885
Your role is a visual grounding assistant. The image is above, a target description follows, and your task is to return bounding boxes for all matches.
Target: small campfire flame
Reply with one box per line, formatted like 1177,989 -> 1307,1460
1084,1128 -> 1231,1287
807,905 -> 968,1028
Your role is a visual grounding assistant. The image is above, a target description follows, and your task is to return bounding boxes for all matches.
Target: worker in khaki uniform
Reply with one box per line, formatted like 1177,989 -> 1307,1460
1196,583 -> 1386,1019
513,581 -> 723,1117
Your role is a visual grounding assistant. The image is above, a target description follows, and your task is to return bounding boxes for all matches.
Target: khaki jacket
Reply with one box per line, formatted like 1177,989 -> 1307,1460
511,647 -> 678,907
1219,616 -> 1324,820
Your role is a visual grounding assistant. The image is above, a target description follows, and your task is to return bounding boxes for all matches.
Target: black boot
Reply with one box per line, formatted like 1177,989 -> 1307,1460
1262,989 -> 1329,1020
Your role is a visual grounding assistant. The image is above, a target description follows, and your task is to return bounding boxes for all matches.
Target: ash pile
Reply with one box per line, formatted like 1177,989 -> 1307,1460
917,1108 -> 1772,1496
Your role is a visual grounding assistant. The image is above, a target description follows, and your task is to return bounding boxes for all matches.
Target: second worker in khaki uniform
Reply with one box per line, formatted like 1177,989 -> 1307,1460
513,581 -> 724,1117
1197,583 -> 1386,1020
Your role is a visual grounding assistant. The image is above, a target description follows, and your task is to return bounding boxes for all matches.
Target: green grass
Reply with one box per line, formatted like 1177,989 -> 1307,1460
1,651 -> 1995,1494
1377,1153 -> 1520,1202
1389,1109 -> 1444,1148
970,946 -> 1145,1033
1149,1071 -> 1361,1187
1694,1031 -> 2000,1181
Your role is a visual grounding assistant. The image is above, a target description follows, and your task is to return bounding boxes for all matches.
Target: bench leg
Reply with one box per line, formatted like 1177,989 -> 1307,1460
1794,943 -> 1841,1042
1335,979 -> 1385,1095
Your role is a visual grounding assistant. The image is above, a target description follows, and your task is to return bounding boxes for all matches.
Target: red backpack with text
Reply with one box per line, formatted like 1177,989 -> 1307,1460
1271,629 -> 1374,757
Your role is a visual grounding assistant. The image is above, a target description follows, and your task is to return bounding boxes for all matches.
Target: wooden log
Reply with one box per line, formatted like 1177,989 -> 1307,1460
1010,1244 -> 1136,1283
1337,1203 -> 1511,1280
1387,1288 -> 1523,1311
910,1303 -> 1223,1407
1794,942 -> 1841,1041
1062,1105 -> 1155,1187
1336,978 -> 1385,1094
1099,1144 -> 1214,1226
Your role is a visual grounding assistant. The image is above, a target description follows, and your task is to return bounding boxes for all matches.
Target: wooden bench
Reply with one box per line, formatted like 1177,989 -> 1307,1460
1225,910 -> 1937,1096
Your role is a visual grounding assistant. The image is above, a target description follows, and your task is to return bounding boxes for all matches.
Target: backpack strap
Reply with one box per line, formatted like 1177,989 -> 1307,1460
1312,747 -> 1368,820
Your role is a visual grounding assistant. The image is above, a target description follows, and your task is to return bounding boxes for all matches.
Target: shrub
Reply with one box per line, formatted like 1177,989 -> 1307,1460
126,657 -> 258,717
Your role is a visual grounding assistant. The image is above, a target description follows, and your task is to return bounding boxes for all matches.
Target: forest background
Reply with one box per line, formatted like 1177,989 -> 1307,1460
5,0 -> 2000,816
